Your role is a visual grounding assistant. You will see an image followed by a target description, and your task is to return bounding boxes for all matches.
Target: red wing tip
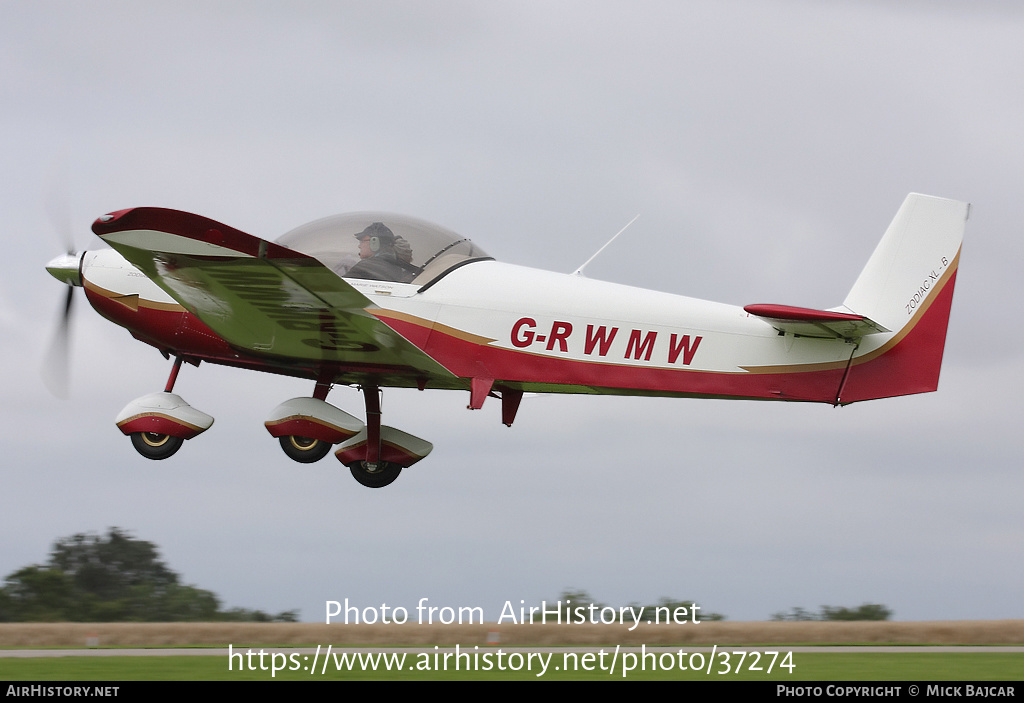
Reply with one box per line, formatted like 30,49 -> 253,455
744,304 -> 865,323
89,207 -> 273,257
92,208 -> 137,233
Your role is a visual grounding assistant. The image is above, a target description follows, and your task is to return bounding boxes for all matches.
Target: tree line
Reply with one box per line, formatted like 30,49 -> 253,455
770,604 -> 892,621
0,528 -> 296,622
543,589 -> 893,623
0,529 -> 893,623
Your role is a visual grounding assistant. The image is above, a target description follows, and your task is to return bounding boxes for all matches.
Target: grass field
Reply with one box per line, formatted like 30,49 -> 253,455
1,652 -> 1021,681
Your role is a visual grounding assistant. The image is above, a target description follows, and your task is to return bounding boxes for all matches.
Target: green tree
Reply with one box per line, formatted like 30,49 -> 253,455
771,603 -> 892,621
49,528 -> 178,601
0,528 -> 295,622
770,606 -> 818,621
820,603 -> 892,621
0,566 -> 77,622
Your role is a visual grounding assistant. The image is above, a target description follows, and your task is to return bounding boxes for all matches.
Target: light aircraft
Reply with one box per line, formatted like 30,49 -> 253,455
45,194 -> 968,487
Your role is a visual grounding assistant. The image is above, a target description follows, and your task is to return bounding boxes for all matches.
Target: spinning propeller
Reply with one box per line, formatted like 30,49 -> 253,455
42,187 -> 85,398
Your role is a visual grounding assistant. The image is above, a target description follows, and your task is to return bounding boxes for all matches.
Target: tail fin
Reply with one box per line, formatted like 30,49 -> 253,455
837,194 -> 968,403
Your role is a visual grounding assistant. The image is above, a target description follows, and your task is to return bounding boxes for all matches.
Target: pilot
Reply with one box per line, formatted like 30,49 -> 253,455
344,222 -> 414,282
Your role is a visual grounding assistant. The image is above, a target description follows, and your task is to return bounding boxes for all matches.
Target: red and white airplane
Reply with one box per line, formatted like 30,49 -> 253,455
45,194 -> 968,487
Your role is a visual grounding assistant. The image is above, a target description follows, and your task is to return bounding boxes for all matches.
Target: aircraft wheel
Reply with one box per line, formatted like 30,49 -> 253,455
279,435 -> 331,463
347,460 -> 402,488
130,432 -> 184,460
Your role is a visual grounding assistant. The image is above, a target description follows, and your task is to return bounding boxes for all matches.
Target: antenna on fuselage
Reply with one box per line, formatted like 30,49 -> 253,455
571,214 -> 640,277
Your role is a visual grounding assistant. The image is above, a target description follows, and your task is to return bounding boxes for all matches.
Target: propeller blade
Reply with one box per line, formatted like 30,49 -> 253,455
42,156 -> 83,398
41,286 -> 75,398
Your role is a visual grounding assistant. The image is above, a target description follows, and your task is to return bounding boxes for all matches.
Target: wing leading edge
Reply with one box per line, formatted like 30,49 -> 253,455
92,207 -> 454,381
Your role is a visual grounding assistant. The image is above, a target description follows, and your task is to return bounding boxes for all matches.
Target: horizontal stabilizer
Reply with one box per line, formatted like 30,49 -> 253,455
744,303 -> 889,340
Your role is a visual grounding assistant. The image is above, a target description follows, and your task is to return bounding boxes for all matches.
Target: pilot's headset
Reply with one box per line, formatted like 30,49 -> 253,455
358,222 -> 393,253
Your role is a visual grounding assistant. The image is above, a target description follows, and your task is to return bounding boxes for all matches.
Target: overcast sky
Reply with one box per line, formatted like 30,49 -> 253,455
2,1 -> 1022,623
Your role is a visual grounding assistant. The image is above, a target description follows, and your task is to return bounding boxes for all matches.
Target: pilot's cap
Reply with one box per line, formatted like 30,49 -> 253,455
354,222 -> 395,244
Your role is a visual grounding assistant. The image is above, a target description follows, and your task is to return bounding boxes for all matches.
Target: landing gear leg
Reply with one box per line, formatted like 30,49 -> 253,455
164,355 -> 184,392
345,385 -> 402,488
364,384 -> 381,468
133,355 -> 187,460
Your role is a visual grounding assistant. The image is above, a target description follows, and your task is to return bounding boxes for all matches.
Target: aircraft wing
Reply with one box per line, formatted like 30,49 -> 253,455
92,207 -> 454,380
743,303 -> 889,340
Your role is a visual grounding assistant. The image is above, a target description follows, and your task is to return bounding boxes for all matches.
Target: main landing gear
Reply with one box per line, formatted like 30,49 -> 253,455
346,460 -> 403,488
267,382 -> 433,488
278,435 -> 332,463
114,358 -> 432,487
264,383 -> 363,464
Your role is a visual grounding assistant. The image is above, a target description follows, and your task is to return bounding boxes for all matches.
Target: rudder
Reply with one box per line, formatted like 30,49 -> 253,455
837,194 -> 968,403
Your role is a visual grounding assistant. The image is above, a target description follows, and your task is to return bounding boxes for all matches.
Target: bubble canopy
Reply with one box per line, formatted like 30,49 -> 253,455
276,212 -> 492,286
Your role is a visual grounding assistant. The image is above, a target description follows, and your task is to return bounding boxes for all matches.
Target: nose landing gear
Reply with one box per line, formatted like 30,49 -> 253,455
130,432 -> 185,460
114,357 -> 213,461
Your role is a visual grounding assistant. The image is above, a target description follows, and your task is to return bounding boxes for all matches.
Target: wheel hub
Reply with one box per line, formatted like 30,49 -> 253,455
141,433 -> 171,448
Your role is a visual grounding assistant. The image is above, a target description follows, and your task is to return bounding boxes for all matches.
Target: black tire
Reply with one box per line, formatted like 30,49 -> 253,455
279,435 -> 331,463
130,432 -> 184,460
347,460 -> 402,488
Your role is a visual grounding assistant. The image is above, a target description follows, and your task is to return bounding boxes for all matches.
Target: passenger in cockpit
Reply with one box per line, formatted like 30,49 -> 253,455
344,222 -> 416,282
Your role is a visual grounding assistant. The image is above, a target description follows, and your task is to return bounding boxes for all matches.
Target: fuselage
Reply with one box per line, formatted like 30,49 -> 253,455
68,194 -> 966,408
362,260 -> 860,402
79,247 -> 863,404
44,197 -> 966,474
